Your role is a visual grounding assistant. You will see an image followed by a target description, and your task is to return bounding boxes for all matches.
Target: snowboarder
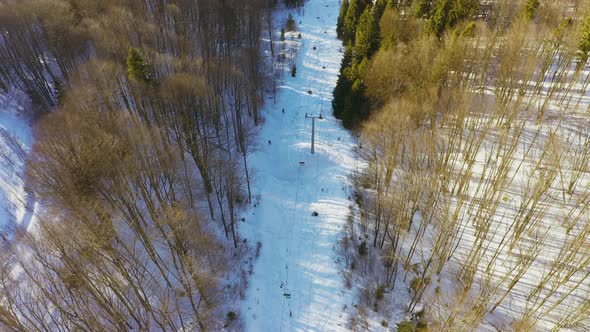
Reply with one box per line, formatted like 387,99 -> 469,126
282,108 -> 285,113
268,140 -> 272,145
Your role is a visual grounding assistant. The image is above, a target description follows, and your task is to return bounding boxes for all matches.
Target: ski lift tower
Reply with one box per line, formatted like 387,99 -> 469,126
305,112 -> 323,154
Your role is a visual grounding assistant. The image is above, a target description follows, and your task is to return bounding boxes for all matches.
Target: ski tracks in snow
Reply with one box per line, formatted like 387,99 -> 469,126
240,0 -> 358,331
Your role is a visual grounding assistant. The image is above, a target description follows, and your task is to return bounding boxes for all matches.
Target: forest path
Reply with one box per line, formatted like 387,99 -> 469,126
240,0 -> 358,330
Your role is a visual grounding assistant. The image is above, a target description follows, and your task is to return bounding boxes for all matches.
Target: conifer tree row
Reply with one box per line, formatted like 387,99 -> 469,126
333,0 -> 385,128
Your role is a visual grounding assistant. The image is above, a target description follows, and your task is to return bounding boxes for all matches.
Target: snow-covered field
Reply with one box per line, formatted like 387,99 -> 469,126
239,0 -> 359,330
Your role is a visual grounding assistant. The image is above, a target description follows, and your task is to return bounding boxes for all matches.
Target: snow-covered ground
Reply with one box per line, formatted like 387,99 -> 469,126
0,86 -> 35,232
411,72 -> 590,330
240,0 -> 359,330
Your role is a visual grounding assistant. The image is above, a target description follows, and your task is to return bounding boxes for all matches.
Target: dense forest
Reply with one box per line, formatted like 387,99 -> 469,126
0,0 -> 296,330
335,0 -> 590,330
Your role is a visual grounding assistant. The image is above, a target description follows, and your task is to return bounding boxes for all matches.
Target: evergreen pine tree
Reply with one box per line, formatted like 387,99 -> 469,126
354,7 -> 380,62
333,47 -> 354,119
334,54 -> 370,128
427,0 -> 453,38
427,0 -> 477,38
448,0 -> 478,27
335,0 -> 374,128
579,16 -> 590,64
286,13 -> 296,31
414,0 -> 433,18
387,0 -> 399,8
126,48 -> 151,82
337,0 -> 350,39
374,0 -> 388,19
343,0 -> 371,44
524,0 -> 540,21
341,75 -> 370,128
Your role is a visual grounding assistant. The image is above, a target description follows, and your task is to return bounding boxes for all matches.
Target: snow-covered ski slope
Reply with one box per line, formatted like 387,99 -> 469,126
0,86 -> 35,231
240,0 -> 357,330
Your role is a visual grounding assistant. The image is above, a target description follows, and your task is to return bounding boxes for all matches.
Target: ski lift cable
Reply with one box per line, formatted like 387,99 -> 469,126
290,84 -> 317,323
281,10 -> 315,331
279,291 -> 287,332
287,45 -> 321,321
305,124 -> 322,327
287,43 -> 324,327
297,125 -> 319,327
280,164 -> 301,332
286,14 -> 334,328
281,109 -> 308,329
281,76 -> 306,332
308,21 -> 350,331
316,37 -> 349,331
306,33 -> 341,327
288,167 -> 302,285
305,65 -> 326,326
